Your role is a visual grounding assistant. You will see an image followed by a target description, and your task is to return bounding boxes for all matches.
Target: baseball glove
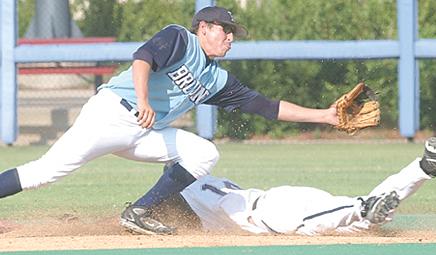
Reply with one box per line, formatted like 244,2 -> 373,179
334,82 -> 380,135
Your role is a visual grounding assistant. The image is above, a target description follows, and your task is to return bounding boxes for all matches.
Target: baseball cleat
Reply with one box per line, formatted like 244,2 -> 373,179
359,191 -> 400,224
420,137 -> 436,177
120,203 -> 175,235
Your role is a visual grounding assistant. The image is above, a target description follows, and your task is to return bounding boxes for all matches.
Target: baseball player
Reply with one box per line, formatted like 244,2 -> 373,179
0,6 -> 338,235
170,137 -> 436,235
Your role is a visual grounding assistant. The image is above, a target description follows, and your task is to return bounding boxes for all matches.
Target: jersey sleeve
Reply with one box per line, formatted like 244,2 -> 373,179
204,73 -> 280,120
133,25 -> 188,72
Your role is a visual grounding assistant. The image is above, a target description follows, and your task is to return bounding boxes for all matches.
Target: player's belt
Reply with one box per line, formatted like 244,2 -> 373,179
252,196 -> 261,210
120,98 -> 139,117
250,196 -> 280,234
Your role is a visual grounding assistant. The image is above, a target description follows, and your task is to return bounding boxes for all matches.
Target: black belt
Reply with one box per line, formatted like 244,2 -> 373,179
120,99 -> 139,117
252,196 -> 260,210
250,196 -> 280,233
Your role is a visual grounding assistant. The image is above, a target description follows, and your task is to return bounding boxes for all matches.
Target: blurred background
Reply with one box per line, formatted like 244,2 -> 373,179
10,0 -> 436,145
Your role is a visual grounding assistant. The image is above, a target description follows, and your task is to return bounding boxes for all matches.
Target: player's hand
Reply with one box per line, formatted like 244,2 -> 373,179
137,99 -> 155,128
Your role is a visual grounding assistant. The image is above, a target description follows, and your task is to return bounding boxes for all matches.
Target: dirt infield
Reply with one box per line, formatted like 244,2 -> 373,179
1,216 -> 436,252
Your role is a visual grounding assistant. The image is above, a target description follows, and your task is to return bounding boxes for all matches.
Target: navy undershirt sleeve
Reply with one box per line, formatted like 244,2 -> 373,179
133,25 -> 188,72
205,73 -> 280,120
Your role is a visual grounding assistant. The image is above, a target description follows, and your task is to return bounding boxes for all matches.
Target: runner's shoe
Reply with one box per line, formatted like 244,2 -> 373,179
120,203 -> 175,235
420,137 -> 436,177
360,191 -> 400,224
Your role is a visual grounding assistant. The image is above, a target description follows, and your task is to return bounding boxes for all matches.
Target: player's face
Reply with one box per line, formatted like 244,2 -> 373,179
201,22 -> 234,58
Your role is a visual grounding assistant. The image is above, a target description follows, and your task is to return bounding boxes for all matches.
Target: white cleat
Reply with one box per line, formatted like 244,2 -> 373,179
420,137 -> 436,177
360,191 -> 400,224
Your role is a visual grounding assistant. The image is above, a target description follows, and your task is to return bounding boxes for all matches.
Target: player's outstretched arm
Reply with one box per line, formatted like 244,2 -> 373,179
277,100 -> 338,126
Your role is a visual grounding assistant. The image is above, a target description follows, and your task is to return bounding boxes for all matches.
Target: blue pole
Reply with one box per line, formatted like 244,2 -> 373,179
195,0 -> 215,11
0,1 -> 2,141
397,0 -> 419,138
195,0 -> 217,140
0,0 -> 17,145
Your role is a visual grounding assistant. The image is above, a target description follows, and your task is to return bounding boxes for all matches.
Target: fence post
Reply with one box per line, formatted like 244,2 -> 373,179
0,0 -> 17,145
195,0 -> 217,140
397,0 -> 419,139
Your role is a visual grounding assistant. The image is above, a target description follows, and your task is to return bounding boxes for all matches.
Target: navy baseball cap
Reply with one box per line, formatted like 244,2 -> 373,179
192,6 -> 248,38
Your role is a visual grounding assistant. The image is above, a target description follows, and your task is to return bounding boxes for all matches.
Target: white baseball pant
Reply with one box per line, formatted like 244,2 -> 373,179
16,89 -> 219,190
181,158 -> 431,235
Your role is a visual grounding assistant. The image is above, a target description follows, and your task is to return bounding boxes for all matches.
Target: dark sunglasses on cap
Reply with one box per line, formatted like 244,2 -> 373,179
209,22 -> 235,34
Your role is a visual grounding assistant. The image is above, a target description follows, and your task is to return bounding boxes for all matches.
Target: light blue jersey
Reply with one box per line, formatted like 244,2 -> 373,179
99,25 -> 228,129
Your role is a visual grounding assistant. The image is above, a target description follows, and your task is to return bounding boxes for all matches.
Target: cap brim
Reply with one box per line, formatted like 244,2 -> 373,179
221,21 -> 248,38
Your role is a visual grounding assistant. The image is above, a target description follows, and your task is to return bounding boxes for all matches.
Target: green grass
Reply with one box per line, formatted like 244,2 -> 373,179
1,142 -> 435,220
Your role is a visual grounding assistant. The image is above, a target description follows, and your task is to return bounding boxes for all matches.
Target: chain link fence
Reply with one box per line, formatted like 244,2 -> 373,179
15,0 -> 193,145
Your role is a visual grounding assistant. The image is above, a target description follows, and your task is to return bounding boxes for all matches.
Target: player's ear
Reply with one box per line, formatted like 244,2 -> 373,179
198,21 -> 208,35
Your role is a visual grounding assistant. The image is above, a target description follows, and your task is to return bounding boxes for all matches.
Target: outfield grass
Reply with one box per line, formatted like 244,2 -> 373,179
1,142 -> 435,220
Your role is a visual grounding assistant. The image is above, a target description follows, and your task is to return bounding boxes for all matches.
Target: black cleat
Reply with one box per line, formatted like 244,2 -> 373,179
420,137 -> 436,177
120,203 -> 175,235
360,191 -> 400,224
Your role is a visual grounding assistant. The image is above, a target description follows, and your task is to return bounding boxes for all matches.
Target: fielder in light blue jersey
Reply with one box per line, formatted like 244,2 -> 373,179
0,6 -> 338,235
99,24 -> 229,130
